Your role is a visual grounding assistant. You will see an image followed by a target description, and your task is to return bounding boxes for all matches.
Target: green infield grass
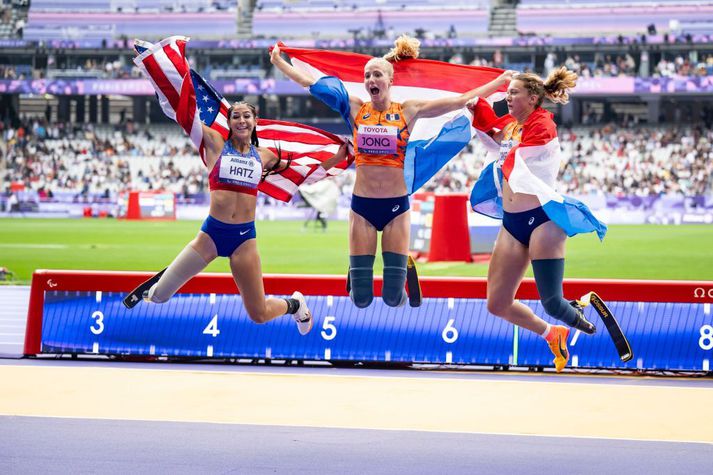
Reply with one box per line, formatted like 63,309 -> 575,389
1,218 -> 712,284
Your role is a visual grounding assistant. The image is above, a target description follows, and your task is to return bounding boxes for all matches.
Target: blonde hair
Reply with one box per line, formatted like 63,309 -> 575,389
364,34 -> 421,79
514,66 -> 578,107
384,34 -> 420,62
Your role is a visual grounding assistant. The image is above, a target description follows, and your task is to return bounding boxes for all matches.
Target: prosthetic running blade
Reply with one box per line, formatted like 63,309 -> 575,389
578,291 -> 633,362
122,268 -> 167,309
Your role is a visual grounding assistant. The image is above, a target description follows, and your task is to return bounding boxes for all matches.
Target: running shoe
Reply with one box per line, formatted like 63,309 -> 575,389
545,325 -> 570,373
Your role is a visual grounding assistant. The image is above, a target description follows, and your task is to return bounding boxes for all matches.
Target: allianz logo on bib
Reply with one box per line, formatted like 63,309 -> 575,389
228,156 -> 251,165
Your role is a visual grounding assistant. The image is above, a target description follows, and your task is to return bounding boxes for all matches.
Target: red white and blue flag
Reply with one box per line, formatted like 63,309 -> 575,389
276,44 -> 507,193
133,36 -> 352,202
468,98 -> 607,240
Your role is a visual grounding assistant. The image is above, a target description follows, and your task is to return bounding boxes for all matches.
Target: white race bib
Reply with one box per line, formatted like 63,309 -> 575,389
218,153 -> 261,188
356,124 -> 398,155
498,138 -> 517,164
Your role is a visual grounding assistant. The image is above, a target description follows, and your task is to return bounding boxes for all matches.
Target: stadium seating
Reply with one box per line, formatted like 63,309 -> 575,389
24,11 -> 238,40
519,0 -> 708,5
517,2 -> 713,36
253,8 -> 489,38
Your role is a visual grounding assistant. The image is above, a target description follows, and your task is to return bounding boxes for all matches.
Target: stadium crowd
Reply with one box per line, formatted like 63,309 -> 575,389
0,119 -> 202,201
2,118 -> 712,205
447,51 -> 713,79
3,50 -> 712,82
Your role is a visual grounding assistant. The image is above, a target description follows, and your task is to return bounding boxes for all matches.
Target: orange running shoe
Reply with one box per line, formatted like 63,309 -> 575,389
545,325 -> 570,373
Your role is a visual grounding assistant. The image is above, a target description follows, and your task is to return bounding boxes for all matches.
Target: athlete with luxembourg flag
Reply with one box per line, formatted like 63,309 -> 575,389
468,68 -> 608,372
271,36 -> 504,309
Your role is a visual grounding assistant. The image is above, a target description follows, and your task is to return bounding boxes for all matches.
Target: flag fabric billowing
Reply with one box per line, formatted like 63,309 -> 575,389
276,44 -> 506,194
133,36 -> 352,201
468,98 -> 607,240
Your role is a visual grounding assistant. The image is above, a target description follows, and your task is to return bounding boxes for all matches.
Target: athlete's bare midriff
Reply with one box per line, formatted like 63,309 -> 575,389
209,190 -> 257,223
502,180 -> 541,213
353,165 -> 407,198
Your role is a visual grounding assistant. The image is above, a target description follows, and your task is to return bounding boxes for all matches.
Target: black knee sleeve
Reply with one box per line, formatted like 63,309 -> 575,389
349,255 -> 375,308
382,252 -> 407,307
532,258 -> 578,327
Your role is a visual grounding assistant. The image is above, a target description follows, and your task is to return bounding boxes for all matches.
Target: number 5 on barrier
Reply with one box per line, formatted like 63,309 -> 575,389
580,291 -> 634,363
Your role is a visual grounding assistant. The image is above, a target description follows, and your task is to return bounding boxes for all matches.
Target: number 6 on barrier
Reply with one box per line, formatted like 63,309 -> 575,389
579,291 -> 633,363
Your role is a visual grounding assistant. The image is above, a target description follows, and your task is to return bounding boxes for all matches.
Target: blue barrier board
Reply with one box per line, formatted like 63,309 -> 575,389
41,291 -> 713,371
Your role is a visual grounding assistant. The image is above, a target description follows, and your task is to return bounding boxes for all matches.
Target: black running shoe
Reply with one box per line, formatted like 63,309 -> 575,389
122,268 -> 166,309
570,300 -> 597,334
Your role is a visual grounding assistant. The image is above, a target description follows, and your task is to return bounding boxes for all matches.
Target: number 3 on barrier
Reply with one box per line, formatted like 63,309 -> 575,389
90,311 -> 104,335
700,325 -> 713,351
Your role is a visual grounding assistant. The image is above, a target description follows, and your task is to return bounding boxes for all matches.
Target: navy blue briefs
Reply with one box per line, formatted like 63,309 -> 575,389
200,215 -> 256,257
502,206 -> 551,247
351,194 -> 410,231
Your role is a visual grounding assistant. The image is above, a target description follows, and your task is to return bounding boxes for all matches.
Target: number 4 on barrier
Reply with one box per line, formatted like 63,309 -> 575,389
579,291 -> 633,363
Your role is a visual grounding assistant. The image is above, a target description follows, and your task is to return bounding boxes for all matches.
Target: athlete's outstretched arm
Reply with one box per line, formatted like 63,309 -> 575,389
270,44 -> 363,123
403,70 -> 516,122
270,44 -> 315,87
201,124 -> 226,168
260,141 -> 348,176
317,141 -> 349,171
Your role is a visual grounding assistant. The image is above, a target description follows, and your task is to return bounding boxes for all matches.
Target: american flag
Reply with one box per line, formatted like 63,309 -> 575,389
133,36 -> 352,201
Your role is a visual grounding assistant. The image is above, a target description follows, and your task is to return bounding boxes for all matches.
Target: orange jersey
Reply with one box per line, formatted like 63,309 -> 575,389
498,120 -> 523,163
353,102 -> 410,168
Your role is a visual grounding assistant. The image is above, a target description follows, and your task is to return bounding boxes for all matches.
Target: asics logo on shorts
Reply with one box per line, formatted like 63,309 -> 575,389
392,205 -> 400,212
240,229 -> 250,235
528,217 -> 535,225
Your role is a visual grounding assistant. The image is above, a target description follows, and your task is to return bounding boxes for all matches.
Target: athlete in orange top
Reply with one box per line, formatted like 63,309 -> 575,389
352,101 -> 410,168
271,36 -> 504,308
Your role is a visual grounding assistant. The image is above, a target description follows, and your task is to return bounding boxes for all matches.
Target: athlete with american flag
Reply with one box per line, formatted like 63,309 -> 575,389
122,36 -> 350,335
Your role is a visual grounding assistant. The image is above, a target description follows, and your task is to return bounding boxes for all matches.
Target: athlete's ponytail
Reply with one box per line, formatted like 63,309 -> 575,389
260,142 -> 292,183
514,67 -> 578,108
383,34 -> 421,62
365,34 -> 421,79
543,66 -> 578,105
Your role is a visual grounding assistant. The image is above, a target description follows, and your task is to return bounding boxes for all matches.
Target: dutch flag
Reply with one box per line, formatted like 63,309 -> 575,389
276,44 -> 507,194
